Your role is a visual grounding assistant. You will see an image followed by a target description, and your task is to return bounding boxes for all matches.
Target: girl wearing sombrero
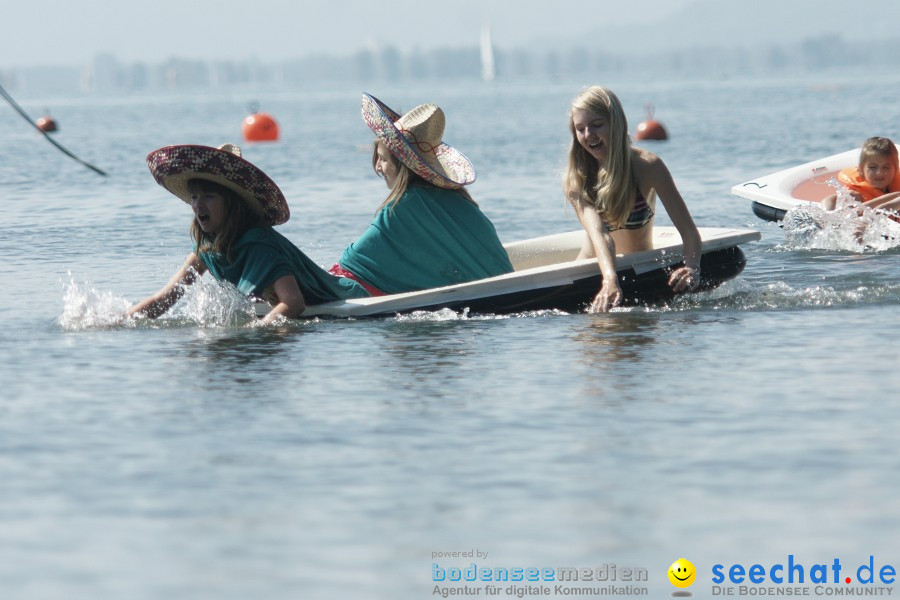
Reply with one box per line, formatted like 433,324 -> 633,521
128,144 -> 370,322
331,93 -> 512,295
129,95 -> 512,321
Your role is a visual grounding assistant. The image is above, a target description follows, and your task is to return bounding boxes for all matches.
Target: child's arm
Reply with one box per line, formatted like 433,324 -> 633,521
640,153 -> 702,293
863,192 -> 900,210
128,253 -> 205,318
568,192 -> 622,312
257,274 -> 307,324
823,189 -> 864,210
821,193 -> 838,211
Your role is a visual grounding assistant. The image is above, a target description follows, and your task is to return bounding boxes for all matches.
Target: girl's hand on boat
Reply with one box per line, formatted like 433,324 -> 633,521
669,265 -> 700,293
589,282 -> 623,313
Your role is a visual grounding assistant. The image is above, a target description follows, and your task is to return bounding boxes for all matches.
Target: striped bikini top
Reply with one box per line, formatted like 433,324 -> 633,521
606,184 -> 655,232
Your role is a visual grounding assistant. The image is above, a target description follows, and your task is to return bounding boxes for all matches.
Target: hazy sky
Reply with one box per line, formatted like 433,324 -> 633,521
2,0 -> 698,68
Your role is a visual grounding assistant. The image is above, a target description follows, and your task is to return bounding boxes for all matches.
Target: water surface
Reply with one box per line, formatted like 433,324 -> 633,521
2,72 -> 899,599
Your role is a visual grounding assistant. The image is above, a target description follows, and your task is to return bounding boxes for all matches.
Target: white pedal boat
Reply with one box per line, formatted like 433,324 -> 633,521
286,226 -> 760,318
731,148 -> 859,221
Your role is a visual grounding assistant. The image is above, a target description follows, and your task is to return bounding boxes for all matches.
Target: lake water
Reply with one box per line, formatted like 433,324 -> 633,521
2,71 -> 900,599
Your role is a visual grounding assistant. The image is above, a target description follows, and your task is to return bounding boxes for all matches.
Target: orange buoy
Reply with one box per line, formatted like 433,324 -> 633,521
242,102 -> 279,142
36,114 -> 58,133
634,103 -> 667,141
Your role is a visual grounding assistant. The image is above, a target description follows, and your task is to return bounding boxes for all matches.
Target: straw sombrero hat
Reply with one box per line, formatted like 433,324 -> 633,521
361,93 -> 476,188
146,143 -> 290,226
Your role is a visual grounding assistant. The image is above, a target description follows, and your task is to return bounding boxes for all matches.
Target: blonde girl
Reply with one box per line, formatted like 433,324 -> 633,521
564,86 -> 702,312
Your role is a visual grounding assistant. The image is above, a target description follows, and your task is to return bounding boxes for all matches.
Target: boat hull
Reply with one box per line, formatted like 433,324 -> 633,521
733,149 -> 858,222
337,245 -> 747,316
287,227 -> 759,319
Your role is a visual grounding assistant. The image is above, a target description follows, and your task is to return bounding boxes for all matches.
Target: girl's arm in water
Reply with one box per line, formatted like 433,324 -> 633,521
636,151 -> 702,293
257,274 -> 307,325
128,253 -> 206,319
568,192 -> 622,312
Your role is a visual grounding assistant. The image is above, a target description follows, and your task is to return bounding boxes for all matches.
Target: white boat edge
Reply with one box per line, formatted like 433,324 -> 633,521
279,226 -> 760,318
731,148 -> 859,215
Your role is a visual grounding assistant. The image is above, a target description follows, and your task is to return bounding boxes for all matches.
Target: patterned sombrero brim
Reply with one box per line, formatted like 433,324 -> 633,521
361,93 -> 476,188
146,145 -> 290,226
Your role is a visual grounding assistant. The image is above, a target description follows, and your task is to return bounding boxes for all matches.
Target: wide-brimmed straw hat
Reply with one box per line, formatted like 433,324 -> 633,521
146,143 -> 290,226
361,93 -> 476,188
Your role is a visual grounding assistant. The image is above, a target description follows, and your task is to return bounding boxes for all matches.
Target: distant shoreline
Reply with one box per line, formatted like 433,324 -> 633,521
3,34 -> 899,97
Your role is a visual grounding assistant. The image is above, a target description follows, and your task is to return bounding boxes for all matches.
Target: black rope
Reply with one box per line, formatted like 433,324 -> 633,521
0,82 -> 107,176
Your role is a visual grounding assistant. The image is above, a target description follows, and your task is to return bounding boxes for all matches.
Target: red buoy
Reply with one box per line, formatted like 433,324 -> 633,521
242,103 -> 279,142
36,115 -> 58,133
634,103 -> 667,141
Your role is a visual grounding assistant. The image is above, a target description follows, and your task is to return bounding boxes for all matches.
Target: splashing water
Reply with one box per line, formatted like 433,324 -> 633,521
606,275 -> 900,313
682,279 -> 900,310
781,177 -> 900,251
392,307 -> 571,322
165,276 -> 259,328
58,275 -> 133,331
379,275 -> 900,319
781,202 -> 900,252
58,273 -> 258,331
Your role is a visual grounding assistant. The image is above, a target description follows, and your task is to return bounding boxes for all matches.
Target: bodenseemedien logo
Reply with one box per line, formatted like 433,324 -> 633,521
668,558 -> 697,597
431,561 -> 650,597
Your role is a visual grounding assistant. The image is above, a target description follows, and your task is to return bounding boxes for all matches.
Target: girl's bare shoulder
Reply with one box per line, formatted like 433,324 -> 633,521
630,147 -> 661,180
632,146 -> 662,169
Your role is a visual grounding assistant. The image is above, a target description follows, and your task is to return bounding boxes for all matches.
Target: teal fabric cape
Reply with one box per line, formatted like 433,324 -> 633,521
201,227 -> 369,305
339,186 -> 513,294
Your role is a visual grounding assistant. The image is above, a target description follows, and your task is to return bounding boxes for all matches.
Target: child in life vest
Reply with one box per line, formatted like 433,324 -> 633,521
821,137 -> 900,214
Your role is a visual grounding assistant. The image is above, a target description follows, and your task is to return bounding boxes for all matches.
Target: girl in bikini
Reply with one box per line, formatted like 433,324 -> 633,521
564,86 -> 702,312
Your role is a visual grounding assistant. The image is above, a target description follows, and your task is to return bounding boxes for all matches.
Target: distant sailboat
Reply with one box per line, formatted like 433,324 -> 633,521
480,22 -> 495,82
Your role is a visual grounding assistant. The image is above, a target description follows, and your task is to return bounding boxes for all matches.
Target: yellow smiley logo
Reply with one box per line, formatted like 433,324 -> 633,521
668,558 -> 697,588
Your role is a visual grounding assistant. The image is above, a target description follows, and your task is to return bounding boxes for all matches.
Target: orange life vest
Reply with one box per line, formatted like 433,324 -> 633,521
838,167 -> 900,202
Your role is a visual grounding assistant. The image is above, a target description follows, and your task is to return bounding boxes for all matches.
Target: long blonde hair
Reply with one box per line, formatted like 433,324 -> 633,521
371,141 -> 474,212
563,86 -> 636,228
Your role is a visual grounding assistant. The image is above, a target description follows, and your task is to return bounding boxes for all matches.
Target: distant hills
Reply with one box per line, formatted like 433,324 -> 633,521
3,0 -> 900,96
563,0 -> 900,54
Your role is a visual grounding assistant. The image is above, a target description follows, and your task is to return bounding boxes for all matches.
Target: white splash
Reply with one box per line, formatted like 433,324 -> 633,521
166,276 -> 258,328
392,307 -> 570,322
58,275 -> 133,331
781,202 -> 900,252
58,273 -> 258,331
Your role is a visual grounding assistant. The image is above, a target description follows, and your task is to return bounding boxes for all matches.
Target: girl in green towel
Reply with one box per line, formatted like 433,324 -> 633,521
130,95 -> 513,322
332,93 -> 513,295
